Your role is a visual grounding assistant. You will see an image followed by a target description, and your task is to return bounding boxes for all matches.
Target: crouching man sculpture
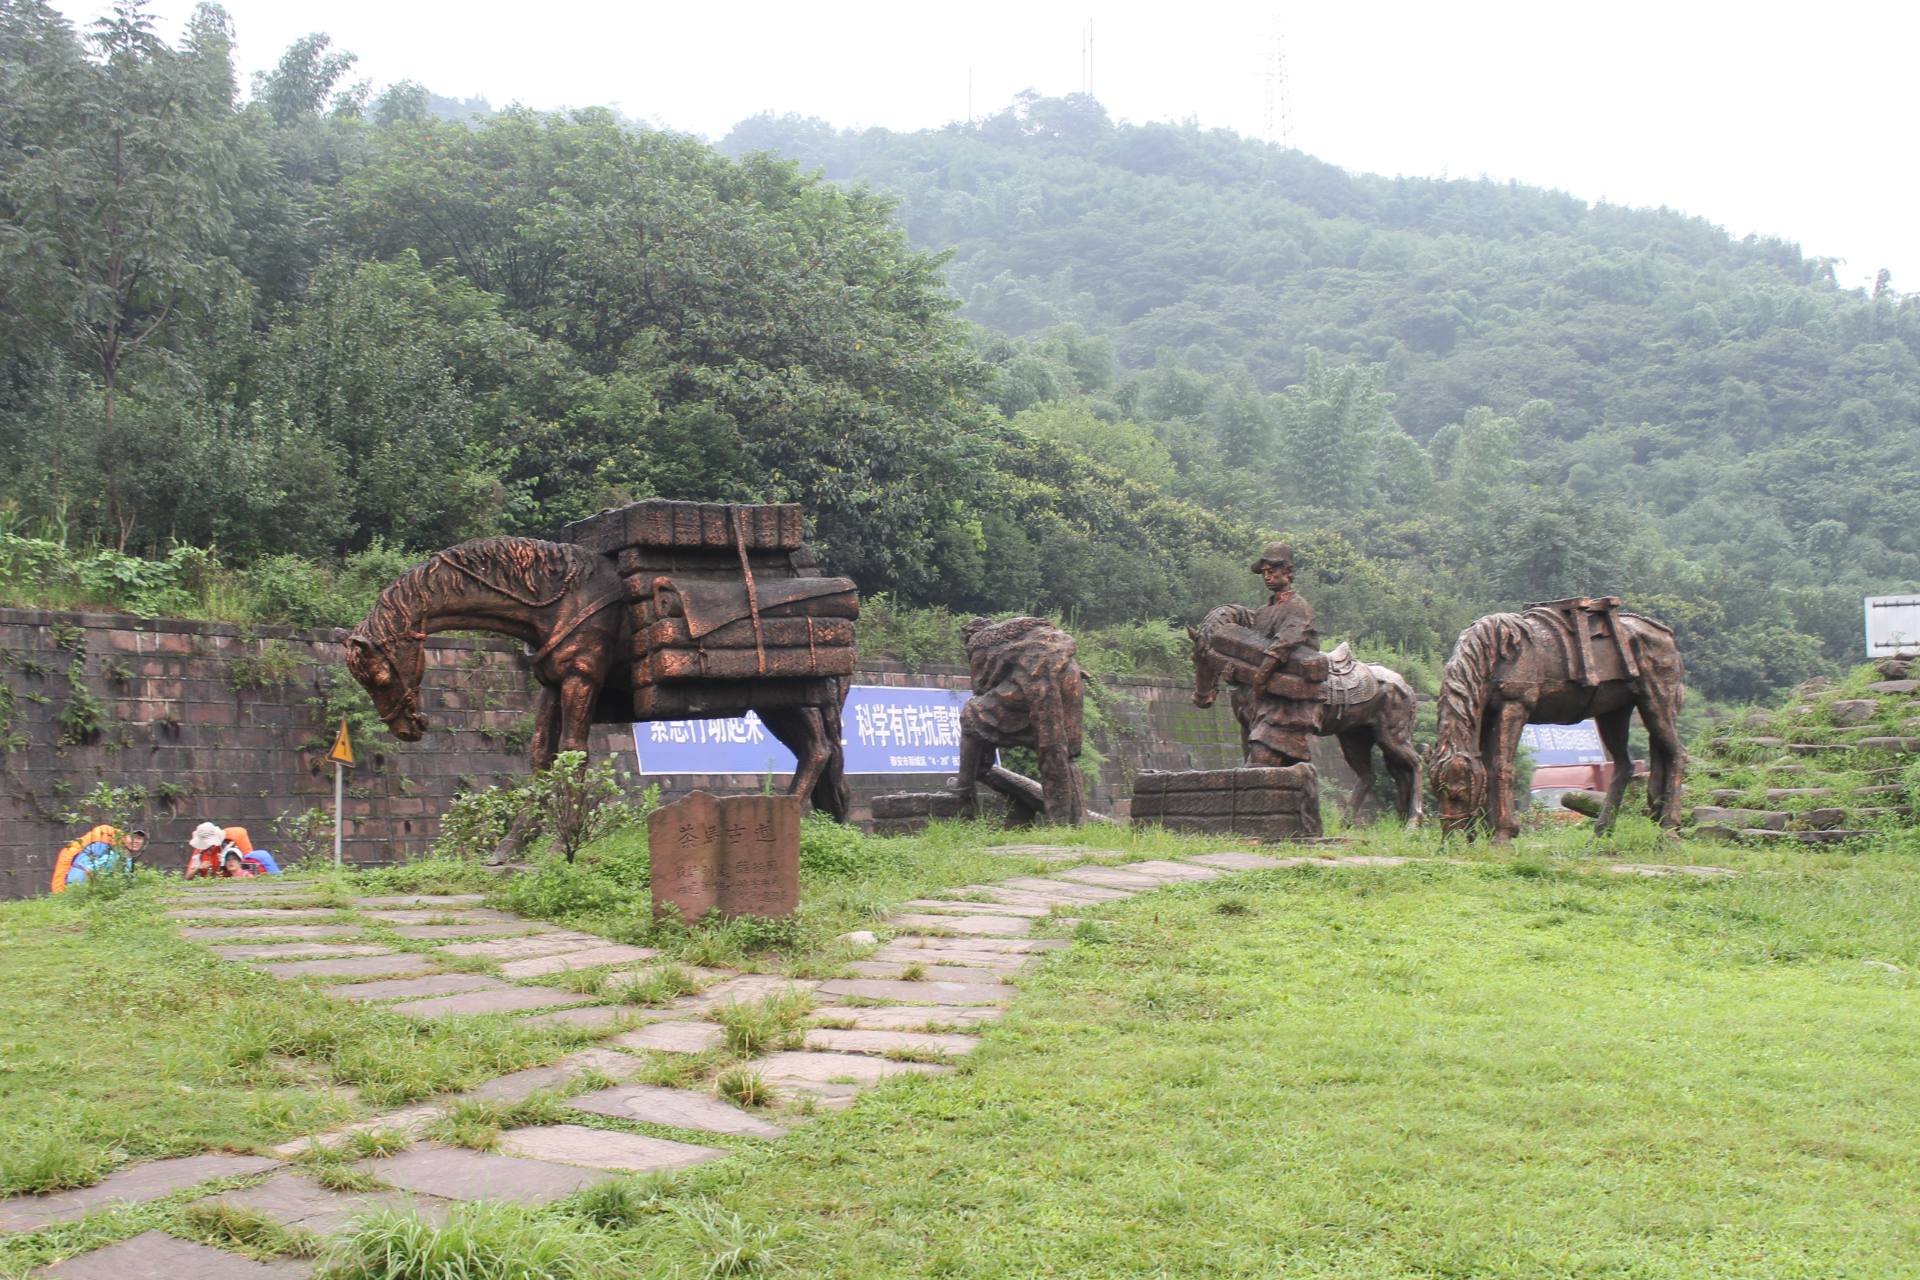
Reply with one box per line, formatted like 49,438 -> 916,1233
950,616 -> 1086,826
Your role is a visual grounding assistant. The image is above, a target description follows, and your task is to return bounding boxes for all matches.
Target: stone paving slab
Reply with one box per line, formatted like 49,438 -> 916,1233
260,953 -> 437,981
609,1020 -> 726,1054
499,1125 -> 724,1173
271,1106 -> 442,1157
324,973 -> 505,1002
1186,851 -> 1292,870
819,977 -> 1012,1005
170,879 -> 307,894
166,908 -> 343,921
356,1144 -> 615,1204
193,1169 -> 455,1236
900,899 -> 1054,918
846,961 -> 1011,984
386,922 -> 548,940
213,943 -> 393,961
884,935 -> 1065,953
0,1153 -> 281,1234
359,909 -> 520,925
755,1051 -> 955,1092
804,1027 -> 979,1057
670,974 -> 819,1015
351,895 -> 487,908
395,986 -> 595,1019
459,1048 -> 641,1104
498,944 -> 661,979
569,1083 -> 788,1138
870,947 -> 1031,972
1608,862 -> 1739,879
516,1005 -> 646,1031
984,844 -> 1098,861
956,885 -> 1098,909
182,925 -> 362,941
1116,860 -> 1224,880
886,914 -> 1034,937
439,932 -> 606,960
996,877 -> 1133,901
811,1004 -> 1004,1031
1053,867 -> 1173,890
32,1229 -> 313,1278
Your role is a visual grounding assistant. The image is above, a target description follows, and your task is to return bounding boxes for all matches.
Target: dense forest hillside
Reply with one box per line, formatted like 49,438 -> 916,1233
720,96 -> 1920,698
3,5 -> 1915,706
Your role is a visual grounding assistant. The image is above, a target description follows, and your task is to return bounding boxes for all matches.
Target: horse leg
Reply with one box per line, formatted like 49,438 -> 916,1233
1487,702 -> 1531,843
1376,700 -> 1424,827
528,681 -> 562,772
1593,706 -> 1635,836
952,732 -> 991,819
555,673 -> 598,756
810,697 -> 851,822
1335,729 -> 1376,824
760,707 -> 830,811
1036,744 -> 1082,826
1638,692 -> 1686,830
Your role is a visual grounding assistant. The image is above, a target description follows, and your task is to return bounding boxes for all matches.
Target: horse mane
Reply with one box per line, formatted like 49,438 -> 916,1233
359,537 -> 595,650
1434,612 -> 1529,757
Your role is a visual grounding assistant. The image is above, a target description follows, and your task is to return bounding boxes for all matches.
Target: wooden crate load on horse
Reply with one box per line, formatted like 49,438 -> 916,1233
561,500 -> 860,721
1197,620 -> 1330,699
1523,596 -> 1640,687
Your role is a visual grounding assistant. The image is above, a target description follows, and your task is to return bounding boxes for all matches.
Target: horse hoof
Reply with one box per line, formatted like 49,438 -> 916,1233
1491,833 -> 1514,846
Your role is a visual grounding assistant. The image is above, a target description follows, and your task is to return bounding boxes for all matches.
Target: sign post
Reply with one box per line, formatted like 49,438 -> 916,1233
325,718 -> 355,867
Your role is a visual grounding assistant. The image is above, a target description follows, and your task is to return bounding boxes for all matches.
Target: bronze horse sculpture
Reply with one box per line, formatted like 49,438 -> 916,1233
1427,598 -> 1684,841
344,536 -> 851,818
1188,604 -> 1425,825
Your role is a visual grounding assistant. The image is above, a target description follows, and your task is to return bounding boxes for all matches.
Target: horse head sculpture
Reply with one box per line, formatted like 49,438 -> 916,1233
1426,746 -> 1487,839
343,623 -> 429,742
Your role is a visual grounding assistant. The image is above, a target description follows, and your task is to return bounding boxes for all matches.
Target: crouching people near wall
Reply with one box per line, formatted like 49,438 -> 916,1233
186,822 -> 283,878
50,826 -> 144,893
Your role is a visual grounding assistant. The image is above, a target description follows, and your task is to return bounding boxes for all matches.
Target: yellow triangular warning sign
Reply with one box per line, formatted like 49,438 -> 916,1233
325,718 -> 355,768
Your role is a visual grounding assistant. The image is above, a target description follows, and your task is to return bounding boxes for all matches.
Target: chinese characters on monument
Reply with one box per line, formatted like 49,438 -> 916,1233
646,790 -> 802,922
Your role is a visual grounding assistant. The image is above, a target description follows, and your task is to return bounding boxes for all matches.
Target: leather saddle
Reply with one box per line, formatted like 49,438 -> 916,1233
1322,641 -> 1378,708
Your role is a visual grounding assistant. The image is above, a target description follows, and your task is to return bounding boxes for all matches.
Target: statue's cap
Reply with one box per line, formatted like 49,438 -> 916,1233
1250,541 -> 1294,572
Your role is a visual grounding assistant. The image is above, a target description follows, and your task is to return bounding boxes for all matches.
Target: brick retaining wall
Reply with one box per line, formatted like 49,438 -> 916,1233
0,609 -> 1311,900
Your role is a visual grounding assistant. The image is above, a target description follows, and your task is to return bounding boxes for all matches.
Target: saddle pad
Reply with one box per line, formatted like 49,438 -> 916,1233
1324,659 -> 1378,709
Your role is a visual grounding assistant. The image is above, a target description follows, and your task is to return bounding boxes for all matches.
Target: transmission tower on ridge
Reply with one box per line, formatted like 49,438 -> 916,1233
1081,18 -> 1094,97
1261,15 -> 1292,148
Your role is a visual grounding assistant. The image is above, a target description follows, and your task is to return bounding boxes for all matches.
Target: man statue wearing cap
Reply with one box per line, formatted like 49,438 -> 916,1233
1245,542 -> 1327,766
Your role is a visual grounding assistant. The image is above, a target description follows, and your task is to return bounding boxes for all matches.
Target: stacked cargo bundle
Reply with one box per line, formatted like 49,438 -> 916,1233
562,500 -> 859,720
1130,764 -> 1323,840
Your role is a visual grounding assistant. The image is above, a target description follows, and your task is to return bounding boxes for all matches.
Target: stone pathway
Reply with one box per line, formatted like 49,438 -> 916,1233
7,845 -> 1739,1274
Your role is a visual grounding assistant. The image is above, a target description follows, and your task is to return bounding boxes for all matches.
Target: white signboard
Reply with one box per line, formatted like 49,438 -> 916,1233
1864,594 -> 1920,657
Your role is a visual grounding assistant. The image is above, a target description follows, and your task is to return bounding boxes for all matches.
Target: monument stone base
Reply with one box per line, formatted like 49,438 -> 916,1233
1130,764 -> 1323,840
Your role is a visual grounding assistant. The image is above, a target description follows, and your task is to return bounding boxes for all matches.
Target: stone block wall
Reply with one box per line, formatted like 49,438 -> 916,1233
0,608 -> 1329,900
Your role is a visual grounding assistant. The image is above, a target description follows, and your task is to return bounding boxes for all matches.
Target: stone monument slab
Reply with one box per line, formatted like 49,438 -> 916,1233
649,791 -> 802,922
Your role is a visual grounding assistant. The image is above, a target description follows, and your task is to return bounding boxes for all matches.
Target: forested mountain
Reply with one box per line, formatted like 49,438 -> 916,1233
720,96 -> 1920,698
3,5 -> 1914,705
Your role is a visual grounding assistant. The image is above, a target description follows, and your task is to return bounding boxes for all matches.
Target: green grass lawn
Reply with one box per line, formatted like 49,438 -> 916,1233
6,819 -> 1920,1278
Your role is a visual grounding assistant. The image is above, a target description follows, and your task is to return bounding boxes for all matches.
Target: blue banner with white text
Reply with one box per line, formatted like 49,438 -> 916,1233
630,684 -> 971,776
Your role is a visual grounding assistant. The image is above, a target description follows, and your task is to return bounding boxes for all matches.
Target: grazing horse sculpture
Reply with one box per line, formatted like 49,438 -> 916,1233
1188,604 -> 1425,825
344,536 -> 851,819
1427,597 -> 1685,841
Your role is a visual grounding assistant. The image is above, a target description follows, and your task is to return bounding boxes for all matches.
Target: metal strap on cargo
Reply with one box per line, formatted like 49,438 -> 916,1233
731,507 -> 768,675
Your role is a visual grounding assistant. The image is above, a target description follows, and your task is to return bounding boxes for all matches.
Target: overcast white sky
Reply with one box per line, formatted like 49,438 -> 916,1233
55,0 -> 1918,290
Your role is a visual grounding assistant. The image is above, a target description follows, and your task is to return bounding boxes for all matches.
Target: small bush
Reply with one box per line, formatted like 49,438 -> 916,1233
326,1202 -> 618,1280
715,1066 -> 773,1109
